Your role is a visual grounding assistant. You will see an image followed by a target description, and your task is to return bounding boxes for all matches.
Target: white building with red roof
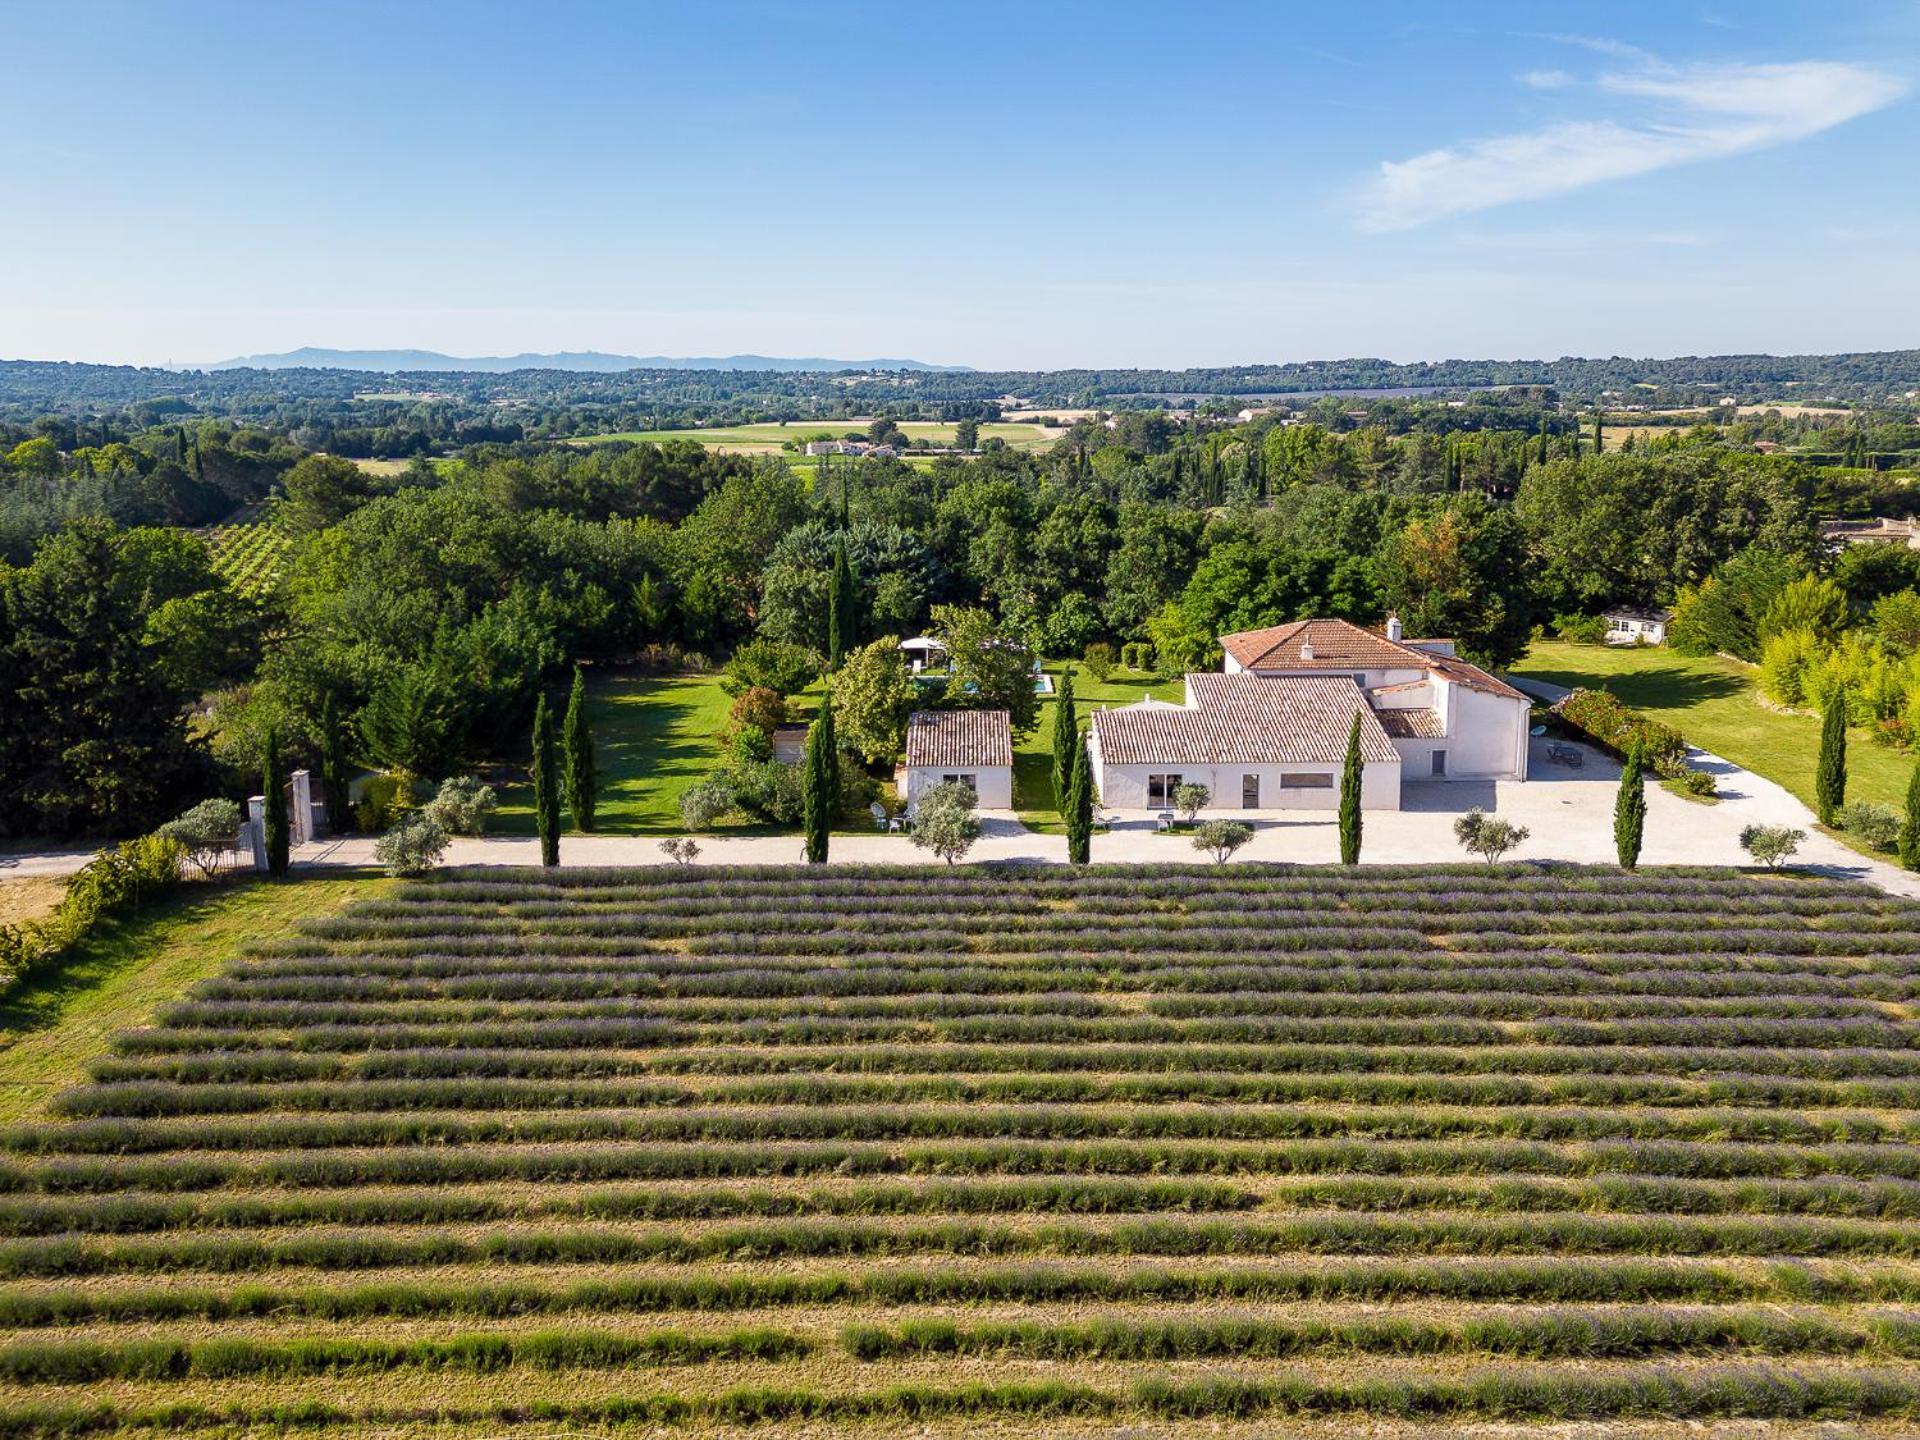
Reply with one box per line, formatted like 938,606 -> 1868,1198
1090,617 -> 1530,813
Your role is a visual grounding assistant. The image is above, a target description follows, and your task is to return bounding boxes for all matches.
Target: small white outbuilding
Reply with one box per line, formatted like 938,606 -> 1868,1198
902,709 -> 1014,811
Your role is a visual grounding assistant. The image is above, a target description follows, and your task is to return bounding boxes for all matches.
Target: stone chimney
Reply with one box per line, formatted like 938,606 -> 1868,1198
1385,613 -> 1403,642
1300,642 -> 1314,661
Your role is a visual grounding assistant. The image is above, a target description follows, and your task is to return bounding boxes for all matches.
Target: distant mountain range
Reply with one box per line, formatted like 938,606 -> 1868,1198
199,347 -> 970,374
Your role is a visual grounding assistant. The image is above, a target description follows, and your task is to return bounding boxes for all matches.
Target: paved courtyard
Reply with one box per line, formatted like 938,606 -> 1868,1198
10,732 -> 1912,897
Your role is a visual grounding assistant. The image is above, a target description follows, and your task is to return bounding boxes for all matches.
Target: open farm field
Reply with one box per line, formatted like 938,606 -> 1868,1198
2,862 -> 1919,1436
571,421 -> 1064,453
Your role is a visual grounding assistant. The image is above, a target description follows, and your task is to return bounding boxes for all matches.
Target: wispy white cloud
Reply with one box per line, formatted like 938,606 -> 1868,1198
1354,50 -> 1907,232
1520,69 -> 1575,89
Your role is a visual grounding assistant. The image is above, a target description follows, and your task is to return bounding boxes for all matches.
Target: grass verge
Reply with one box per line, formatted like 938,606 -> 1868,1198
0,875 -> 383,1124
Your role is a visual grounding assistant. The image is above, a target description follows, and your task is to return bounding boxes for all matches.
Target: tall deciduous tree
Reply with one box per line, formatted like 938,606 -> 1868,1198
1050,669 -> 1078,816
802,698 -> 835,864
1614,744 -> 1646,870
531,695 -> 560,867
262,726 -> 289,878
1338,713 -> 1363,865
562,666 -> 596,832
1064,736 -> 1093,866
1816,686 -> 1848,826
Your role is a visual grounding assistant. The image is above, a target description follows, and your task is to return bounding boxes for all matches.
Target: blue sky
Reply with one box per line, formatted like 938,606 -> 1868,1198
1,0 -> 1915,368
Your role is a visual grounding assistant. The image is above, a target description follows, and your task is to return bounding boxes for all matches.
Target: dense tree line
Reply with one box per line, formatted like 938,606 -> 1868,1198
7,349 -> 1920,427
0,402 -> 1907,839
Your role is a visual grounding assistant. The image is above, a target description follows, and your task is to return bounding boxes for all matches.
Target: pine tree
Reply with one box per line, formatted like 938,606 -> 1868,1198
262,726 -> 289,877
802,699 -> 834,864
563,666 -> 596,832
319,691 -> 350,836
1065,736 -> 1092,865
1614,744 -> 1646,870
1338,712 -> 1363,865
1050,669 -> 1078,816
1816,685 -> 1848,825
531,695 -> 560,867
1900,765 -> 1920,871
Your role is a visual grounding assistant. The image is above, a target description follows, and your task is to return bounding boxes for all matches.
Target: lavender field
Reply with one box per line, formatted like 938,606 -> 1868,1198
1,863 -> 1918,1437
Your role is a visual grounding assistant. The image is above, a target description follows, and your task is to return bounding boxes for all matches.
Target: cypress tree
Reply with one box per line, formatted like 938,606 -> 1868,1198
1614,744 -> 1646,870
262,726 -> 289,877
531,695 -> 560,867
827,541 -> 859,670
1065,735 -> 1092,865
1050,669 -> 1077,816
1338,712 -> 1363,865
1592,413 -> 1604,453
1816,685 -> 1848,825
563,666 -> 596,832
803,698 -> 834,864
319,692 -> 350,836
1900,764 -> 1920,871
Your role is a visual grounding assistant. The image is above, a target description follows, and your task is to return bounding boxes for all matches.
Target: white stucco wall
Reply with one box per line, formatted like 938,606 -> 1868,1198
1092,759 -> 1401,812
1419,682 -> 1529,780
904,765 -> 1013,810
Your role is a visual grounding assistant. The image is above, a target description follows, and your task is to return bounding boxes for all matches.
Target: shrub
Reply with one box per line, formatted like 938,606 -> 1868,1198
373,814 -> 448,877
2,836 -> 186,992
1837,802 -> 1899,851
1668,768 -> 1717,799
1081,642 -> 1114,682
1192,820 -> 1253,865
157,799 -> 244,877
658,839 -> 701,866
1739,824 -> 1804,869
1168,782 -> 1209,824
424,776 -> 496,836
352,773 -> 413,834
1759,627 -> 1821,708
912,782 -> 981,866
1552,689 -> 1686,767
723,640 -> 822,698
727,687 -> 787,740
680,778 -> 736,831
1454,809 -> 1529,864
1553,613 -> 1608,645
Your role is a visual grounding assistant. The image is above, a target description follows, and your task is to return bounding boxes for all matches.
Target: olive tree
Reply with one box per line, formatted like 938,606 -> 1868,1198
910,781 -> 982,866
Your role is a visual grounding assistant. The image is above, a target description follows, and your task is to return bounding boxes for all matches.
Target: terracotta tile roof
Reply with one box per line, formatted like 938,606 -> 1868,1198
1218,617 -> 1526,702
1220,618 -> 1417,670
905,709 -> 1012,769
1374,707 -> 1446,739
1093,675 -> 1399,767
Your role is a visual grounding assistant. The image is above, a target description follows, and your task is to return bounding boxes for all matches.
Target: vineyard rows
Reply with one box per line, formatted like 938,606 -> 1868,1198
201,502 -> 290,597
3,862 -> 1918,1438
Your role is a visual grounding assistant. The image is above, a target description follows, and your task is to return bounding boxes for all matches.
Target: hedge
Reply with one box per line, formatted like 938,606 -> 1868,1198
1552,689 -> 1688,766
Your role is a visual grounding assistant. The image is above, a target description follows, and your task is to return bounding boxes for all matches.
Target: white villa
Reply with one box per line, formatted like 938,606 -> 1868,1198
1089,617 -> 1531,812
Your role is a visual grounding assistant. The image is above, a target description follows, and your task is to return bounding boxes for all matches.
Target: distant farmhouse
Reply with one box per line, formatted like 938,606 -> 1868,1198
803,439 -> 898,458
1090,618 -> 1530,812
1821,518 -> 1920,551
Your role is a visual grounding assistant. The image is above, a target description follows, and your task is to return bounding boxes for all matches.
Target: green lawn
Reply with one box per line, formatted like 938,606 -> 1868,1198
0,874 -> 383,1123
493,672 -> 742,836
1510,640 -> 1912,817
1016,664 -> 1183,831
